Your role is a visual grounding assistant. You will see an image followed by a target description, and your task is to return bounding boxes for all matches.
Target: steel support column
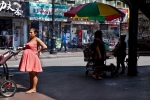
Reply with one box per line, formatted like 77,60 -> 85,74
50,0 -> 57,54
128,0 -> 141,76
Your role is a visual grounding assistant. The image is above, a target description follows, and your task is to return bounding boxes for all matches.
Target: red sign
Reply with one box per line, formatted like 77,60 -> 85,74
78,30 -> 82,48
120,23 -> 128,30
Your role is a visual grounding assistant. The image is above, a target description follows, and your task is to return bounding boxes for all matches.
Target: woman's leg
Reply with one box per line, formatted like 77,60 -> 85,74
29,72 -> 33,89
26,71 -> 38,93
95,66 -> 103,79
91,60 -> 103,79
120,57 -> 126,74
32,71 -> 38,90
114,57 -> 120,73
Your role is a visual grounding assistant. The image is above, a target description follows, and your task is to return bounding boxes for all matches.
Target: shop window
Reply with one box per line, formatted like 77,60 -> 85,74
0,19 -> 12,48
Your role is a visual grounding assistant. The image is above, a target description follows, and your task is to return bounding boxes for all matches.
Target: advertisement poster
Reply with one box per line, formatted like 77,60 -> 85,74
14,29 -> 19,41
72,27 -> 77,34
39,22 -> 43,40
120,22 -> 128,35
56,38 -> 61,49
82,30 -> 88,44
78,30 -> 82,48
66,32 -> 71,43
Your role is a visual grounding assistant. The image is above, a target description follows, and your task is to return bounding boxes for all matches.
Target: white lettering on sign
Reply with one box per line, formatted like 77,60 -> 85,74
0,1 -> 22,16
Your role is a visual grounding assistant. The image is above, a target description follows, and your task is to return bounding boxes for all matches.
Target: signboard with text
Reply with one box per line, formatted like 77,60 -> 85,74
29,2 -> 68,21
0,1 -> 29,17
120,22 -> 128,35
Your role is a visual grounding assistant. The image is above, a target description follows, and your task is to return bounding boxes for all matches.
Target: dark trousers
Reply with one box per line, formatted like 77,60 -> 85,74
58,42 -> 67,51
72,43 -> 77,49
116,56 -> 126,72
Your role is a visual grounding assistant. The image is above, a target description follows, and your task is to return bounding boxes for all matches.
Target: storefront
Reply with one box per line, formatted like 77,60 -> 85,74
0,1 -> 29,48
63,20 -> 95,47
28,2 -> 68,48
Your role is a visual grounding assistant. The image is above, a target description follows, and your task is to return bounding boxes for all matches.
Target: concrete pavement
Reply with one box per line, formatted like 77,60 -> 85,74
0,49 -> 150,100
2,65 -> 150,100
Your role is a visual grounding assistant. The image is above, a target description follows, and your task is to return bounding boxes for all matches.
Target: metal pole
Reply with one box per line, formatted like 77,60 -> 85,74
50,0 -> 57,54
128,0 -> 140,76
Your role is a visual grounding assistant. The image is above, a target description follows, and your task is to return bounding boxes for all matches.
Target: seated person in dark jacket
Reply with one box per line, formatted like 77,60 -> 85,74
71,37 -> 77,49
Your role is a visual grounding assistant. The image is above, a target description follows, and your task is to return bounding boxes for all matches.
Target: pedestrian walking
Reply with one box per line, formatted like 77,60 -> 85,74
91,30 -> 106,80
17,28 -> 47,94
113,35 -> 127,74
58,31 -> 67,52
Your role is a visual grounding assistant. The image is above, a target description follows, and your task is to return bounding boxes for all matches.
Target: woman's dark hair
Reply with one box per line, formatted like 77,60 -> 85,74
31,28 -> 39,34
30,28 -> 39,37
94,30 -> 103,39
120,35 -> 126,41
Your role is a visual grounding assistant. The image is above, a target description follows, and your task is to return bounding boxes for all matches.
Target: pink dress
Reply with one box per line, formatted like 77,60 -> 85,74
18,42 -> 43,72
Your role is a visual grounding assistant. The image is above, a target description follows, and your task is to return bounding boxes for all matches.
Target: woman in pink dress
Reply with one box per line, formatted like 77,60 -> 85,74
18,28 -> 47,94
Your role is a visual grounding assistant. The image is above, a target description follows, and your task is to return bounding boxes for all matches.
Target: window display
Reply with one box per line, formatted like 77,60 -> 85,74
0,19 -> 12,48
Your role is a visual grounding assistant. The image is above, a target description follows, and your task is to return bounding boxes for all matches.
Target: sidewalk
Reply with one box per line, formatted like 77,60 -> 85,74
0,49 -> 84,59
0,50 -> 150,99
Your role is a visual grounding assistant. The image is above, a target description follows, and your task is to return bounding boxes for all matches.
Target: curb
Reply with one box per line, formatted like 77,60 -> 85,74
0,50 -> 84,60
16,52 -> 84,59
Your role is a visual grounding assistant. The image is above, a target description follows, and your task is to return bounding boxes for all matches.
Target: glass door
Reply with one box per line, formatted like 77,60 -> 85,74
0,19 -> 12,49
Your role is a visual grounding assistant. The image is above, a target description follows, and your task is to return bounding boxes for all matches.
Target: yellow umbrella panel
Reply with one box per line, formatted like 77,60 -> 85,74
73,15 -> 106,22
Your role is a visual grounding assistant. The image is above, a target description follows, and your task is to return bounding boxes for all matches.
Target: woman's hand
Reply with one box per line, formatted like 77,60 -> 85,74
35,52 -> 39,55
35,50 -> 40,56
17,47 -> 23,50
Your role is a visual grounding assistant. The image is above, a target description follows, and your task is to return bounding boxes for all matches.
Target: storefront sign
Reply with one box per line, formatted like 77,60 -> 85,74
119,8 -> 129,22
120,23 -> 128,30
71,21 -> 95,25
29,2 -> 68,21
120,22 -> 128,35
0,1 -> 22,16
0,1 -> 29,17
100,24 -> 108,30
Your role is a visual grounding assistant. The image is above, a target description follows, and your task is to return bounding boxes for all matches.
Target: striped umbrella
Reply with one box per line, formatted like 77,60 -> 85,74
64,2 -> 125,22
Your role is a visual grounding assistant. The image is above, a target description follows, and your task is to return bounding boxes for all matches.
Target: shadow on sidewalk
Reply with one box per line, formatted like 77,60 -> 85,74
1,65 -> 150,100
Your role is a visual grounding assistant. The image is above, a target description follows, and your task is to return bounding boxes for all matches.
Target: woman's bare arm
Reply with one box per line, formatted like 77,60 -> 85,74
36,38 -> 47,53
17,46 -> 26,50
